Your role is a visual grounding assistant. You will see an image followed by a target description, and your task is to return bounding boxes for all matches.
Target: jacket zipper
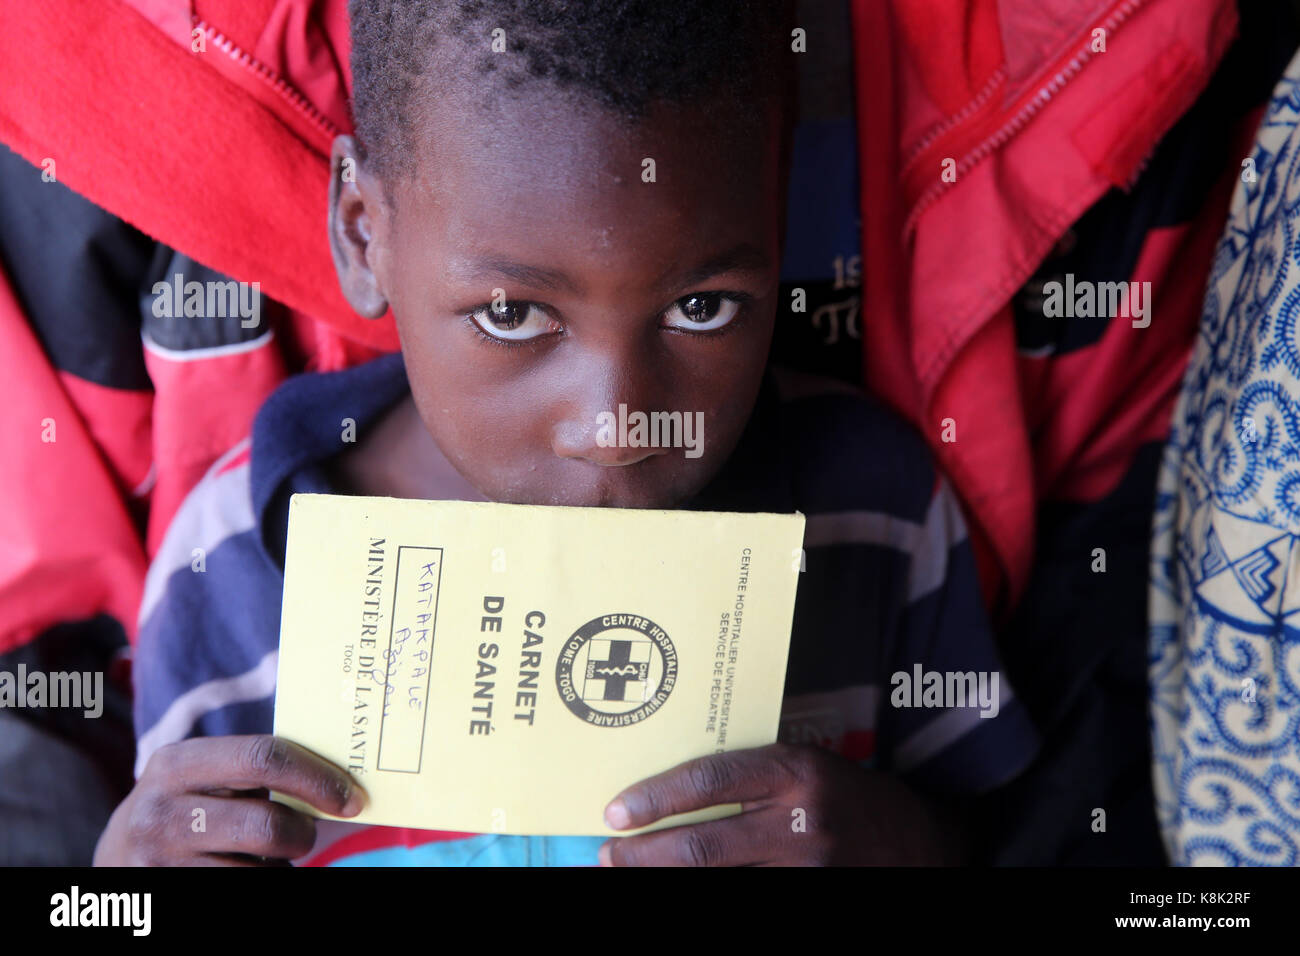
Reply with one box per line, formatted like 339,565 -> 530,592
903,0 -> 1146,236
193,19 -> 341,151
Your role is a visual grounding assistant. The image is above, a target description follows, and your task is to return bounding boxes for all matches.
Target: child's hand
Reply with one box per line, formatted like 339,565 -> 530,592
94,735 -> 364,866
598,743 -> 965,866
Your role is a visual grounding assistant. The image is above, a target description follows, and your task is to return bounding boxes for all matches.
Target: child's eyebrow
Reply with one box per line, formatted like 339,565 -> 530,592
445,242 -> 771,296
670,242 -> 772,288
445,255 -> 581,293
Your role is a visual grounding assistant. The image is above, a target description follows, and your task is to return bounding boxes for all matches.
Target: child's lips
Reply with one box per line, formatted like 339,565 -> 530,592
494,454 -> 687,508
586,449 -> 666,467
562,456 -> 683,508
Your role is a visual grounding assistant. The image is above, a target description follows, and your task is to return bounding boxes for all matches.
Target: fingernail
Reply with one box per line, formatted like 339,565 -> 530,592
598,841 -> 613,866
341,780 -> 367,816
605,799 -> 631,830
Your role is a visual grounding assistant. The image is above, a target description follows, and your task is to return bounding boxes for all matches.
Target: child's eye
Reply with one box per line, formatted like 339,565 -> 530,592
661,293 -> 742,332
469,300 -> 555,341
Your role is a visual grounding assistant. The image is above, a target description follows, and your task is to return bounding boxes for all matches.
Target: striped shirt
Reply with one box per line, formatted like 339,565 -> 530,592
133,353 -> 1038,865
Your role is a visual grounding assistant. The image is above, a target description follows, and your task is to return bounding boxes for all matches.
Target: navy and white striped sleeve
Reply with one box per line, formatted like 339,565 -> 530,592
131,442 -> 281,778
875,477 -> 1040,797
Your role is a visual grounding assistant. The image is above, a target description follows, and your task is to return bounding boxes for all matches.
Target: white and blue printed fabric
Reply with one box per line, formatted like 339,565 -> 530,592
1150,48 -> 1300,866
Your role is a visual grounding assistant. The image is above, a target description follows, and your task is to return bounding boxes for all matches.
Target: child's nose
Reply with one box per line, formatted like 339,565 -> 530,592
552,405 -> 673,465
549,350 -> 671,465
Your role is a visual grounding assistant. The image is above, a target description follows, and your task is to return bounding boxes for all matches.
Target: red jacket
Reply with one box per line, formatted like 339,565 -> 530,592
855,0 -> 1241,611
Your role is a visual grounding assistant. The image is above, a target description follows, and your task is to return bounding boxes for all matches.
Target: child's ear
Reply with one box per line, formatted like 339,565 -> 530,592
328,135 -> 389,319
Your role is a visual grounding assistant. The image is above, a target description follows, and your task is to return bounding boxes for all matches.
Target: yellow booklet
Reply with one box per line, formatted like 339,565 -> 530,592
273,494 -> 804,836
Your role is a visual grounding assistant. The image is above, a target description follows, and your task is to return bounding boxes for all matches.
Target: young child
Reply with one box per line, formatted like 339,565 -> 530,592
98,0 -> 1038,866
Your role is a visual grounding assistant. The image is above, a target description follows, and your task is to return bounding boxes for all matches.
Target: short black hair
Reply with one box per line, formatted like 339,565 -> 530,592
348,0 -> 797,180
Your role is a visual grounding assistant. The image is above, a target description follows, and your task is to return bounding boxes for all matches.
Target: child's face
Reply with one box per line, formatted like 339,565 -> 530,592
331,86 -> 786,508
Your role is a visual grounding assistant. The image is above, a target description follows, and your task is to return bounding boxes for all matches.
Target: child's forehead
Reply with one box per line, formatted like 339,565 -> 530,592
403,85 -> 783,217
382,89 -> 783,297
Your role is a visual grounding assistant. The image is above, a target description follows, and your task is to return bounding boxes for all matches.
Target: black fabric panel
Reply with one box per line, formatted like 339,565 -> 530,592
0,615 -> 135,865
140,249 -> 272,350
0,143 -> 156,390
976,443 -> 1167,864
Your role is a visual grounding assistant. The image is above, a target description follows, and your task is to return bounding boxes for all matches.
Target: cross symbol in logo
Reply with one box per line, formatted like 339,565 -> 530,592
587,640 -> 647,701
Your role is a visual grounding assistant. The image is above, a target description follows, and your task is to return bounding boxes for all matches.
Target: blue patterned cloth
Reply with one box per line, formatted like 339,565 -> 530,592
1150,47 -> 1300,866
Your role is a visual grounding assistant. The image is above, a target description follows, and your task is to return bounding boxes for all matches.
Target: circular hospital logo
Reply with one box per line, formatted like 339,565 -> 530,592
555,614 -> 678,726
